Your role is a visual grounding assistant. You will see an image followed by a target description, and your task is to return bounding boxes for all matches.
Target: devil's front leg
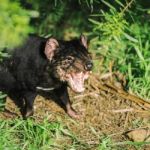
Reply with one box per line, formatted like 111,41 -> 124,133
23,91 -> 37,119
54,85 -> 80,119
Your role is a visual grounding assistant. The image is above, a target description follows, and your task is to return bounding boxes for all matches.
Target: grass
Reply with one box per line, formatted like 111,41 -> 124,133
89,0 -> 150,100
0,117 -> 92,150
0,118 -> 59,150
0,117 -> 149,150
98,137 -> 150,150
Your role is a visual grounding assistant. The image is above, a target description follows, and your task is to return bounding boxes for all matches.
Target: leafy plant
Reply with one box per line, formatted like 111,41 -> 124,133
89,0 -> 150,100
0,118 -> 65,149
0,0 -> 32,49
98,137 -> 112,150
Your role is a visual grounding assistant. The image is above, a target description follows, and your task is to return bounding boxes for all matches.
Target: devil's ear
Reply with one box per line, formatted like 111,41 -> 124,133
44,38 -> 59,61
80,34 -> 88,49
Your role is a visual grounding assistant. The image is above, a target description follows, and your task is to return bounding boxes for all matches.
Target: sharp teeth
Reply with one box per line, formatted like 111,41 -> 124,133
78,72 -> 82,76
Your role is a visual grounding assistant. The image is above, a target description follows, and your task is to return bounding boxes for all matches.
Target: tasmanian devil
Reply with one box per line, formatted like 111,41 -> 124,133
0,34 -> 93,119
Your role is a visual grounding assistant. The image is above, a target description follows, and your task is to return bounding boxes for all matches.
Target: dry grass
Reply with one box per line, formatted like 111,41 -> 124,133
0,74 -> 150,149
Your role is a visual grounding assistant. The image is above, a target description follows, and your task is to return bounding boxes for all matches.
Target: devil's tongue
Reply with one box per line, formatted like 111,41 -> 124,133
68,72 -> 85,92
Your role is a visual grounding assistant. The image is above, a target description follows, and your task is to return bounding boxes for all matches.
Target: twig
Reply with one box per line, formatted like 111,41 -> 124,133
111,108 -> 134,113
100,72 -> 113,80
121,0 -> 134,14
105,82 -> 150,108
124,112 -> 130,129
90,75 -> 150,109
4,108 -> 18,116
73,91 -> 99,99
111,141 -> 150,146
108,109 -> 150,114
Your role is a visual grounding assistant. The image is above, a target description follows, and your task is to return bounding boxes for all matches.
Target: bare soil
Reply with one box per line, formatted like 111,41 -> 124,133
0,74 -> 150,150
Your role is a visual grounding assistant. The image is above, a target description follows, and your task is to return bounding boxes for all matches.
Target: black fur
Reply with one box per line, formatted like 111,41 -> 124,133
0,35 -> 93,118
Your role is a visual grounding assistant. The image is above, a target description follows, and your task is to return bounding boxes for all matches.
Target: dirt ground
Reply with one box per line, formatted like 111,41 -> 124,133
0,74 -> 150,150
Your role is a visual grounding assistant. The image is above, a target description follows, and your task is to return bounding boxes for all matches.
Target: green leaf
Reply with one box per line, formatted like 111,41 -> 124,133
123,33 -> 138,43
88,18 -> 101,25
101,0 -> 116,10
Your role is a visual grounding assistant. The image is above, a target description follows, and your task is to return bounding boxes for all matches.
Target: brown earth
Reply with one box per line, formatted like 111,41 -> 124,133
0,73 -> 150,150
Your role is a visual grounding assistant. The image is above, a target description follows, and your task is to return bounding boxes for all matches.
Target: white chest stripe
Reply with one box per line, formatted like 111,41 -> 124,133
36,86 -> 55,91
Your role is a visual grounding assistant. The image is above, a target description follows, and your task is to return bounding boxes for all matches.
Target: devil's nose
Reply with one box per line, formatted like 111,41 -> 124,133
85,61 -> 93,71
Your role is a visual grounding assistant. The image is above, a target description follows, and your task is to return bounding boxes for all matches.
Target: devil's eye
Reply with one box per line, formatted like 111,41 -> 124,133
67,56 -> 74,62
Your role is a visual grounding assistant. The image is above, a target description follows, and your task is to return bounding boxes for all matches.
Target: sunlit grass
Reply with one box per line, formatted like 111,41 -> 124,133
89,0 -> 150,100
0,117 -> 149,150
0,118 -> 91,150
0,118 -> 59,150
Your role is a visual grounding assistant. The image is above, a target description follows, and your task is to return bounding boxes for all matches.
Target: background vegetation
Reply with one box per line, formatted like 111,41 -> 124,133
0,0 -> 150,149
0,0 -> 149,100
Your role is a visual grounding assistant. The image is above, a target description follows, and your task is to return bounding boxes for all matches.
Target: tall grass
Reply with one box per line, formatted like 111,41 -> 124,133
0,118 -> 69,150
1,118 -> 149,150
89,0 -> 150,100
0,118 -> 94,150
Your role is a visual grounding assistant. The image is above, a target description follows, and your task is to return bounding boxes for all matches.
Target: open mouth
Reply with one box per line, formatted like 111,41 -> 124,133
66,71 -> 89,93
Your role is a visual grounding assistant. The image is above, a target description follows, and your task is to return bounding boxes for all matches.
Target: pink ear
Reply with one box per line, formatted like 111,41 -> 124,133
80,34 -> 88,49
44,38 -> 59,61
